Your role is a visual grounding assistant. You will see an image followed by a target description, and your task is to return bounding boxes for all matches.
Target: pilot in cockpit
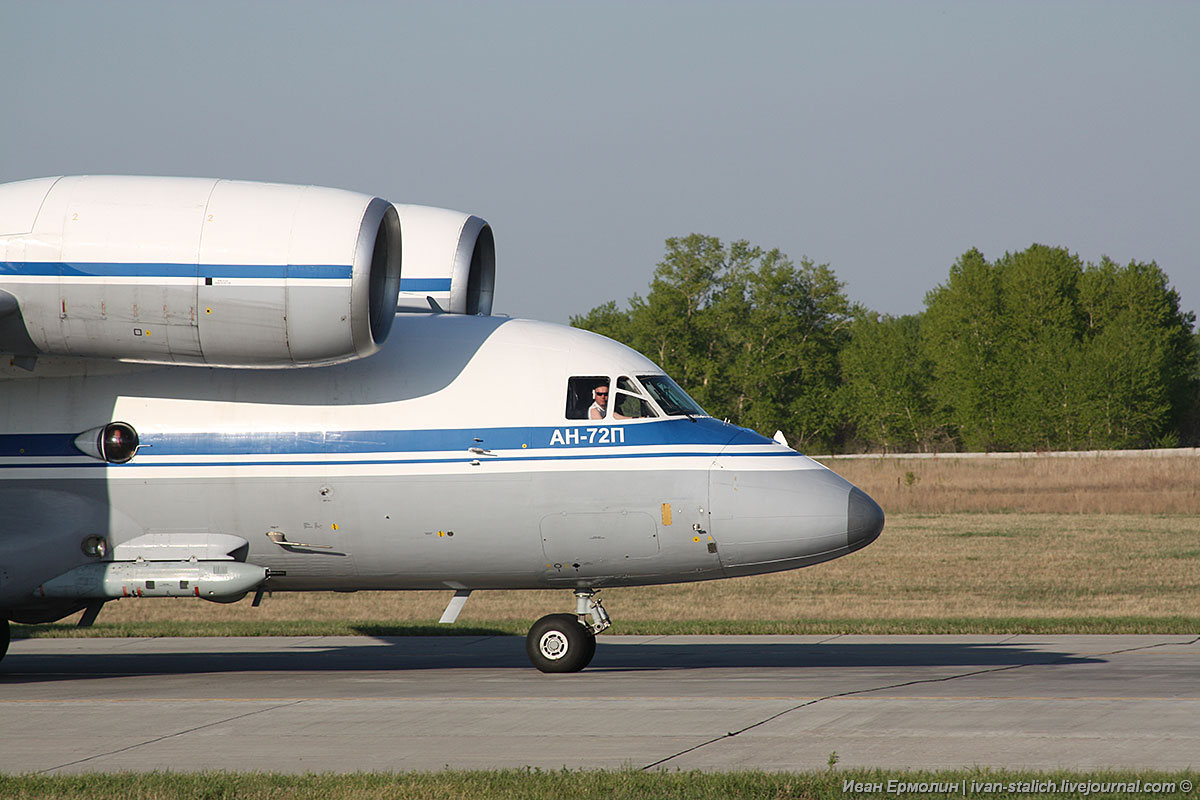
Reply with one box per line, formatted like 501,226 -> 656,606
568,376 -> 663,421
588,384 -> 629,420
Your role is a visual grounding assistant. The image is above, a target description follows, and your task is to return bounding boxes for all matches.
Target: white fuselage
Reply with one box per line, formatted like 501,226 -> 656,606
0,314 -> 881,612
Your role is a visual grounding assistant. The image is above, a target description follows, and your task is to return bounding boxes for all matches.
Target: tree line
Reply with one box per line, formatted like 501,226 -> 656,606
570,235 -> 1199,453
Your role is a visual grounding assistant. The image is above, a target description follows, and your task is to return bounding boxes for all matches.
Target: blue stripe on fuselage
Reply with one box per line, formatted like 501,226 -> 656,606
0,450 -> 808,471
0,418 -> 773,459
0,433 -> 82,457
143,417 -> 755,455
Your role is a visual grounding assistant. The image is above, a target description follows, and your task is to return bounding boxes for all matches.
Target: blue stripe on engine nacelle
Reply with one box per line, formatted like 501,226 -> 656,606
0,261 -> 353,280
0,263 -> 453,289
398,278 -> 453,292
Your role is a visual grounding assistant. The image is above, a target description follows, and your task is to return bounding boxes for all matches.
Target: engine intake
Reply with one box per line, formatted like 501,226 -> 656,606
393,204 -> 495,315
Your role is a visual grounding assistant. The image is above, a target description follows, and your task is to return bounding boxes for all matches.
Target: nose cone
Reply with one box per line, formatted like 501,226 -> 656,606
847,486 -> 884,550
709,462 -> 883,576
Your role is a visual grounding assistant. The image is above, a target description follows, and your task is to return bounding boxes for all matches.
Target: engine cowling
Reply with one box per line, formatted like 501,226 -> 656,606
393,204 -> 495,316
0,176 -> 402,367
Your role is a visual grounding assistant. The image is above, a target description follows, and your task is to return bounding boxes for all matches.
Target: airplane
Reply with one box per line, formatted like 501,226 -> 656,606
0,175 -> 884,672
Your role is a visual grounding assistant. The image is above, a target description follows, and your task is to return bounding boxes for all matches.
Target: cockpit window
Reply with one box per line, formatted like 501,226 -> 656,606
638,375 -> 707,417
566,376 -> 610,420
565,376 -> 661,420
613,376 -> 658,419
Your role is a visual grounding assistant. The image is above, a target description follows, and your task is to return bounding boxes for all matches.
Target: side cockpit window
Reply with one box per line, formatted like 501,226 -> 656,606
614,376 -> 658,419
565,376 -> 661,420
566,376 -> 610,420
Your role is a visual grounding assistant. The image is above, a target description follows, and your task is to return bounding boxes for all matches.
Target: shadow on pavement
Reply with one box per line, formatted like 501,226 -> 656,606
0,636 -> 1105,682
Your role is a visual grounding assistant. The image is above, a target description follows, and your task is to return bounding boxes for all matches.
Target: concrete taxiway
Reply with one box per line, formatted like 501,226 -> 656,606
1,634 -> 1197,773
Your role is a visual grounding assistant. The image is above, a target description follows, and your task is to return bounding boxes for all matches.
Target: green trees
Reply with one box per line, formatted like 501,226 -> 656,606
839,313 -> 940,452
573,237 -> 1198,453
570,234 -> 855,451
920,248 -> 1008,451
1074,257 -> 1196,448
922,246 -> 1196,450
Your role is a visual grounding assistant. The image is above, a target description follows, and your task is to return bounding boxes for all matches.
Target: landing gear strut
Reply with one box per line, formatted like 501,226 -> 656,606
525,590 -> 611,673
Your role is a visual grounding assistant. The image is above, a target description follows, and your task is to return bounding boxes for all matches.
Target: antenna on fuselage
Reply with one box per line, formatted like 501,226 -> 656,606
426,296 -> 446,313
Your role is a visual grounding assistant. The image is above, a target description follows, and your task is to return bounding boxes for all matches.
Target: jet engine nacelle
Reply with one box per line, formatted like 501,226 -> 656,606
0,176 -> 402,367
393,204 -> 495,316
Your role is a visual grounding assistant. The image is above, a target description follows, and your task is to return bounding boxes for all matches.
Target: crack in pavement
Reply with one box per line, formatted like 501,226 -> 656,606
36,699 -> 305,774
641,635 -> 1200,770
813,634 -> 845,645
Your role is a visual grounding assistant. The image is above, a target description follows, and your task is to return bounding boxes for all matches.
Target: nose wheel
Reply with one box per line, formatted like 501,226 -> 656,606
0,618 -> 9,665
525,591 -> 610,673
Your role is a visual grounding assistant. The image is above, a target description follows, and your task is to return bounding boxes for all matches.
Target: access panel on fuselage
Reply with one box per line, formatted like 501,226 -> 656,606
343,471 -> 540,589
540,511 -> 658,566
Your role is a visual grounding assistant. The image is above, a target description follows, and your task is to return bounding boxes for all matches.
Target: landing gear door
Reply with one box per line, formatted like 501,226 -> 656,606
708,457 -> 733,569
695,460 -> 719,567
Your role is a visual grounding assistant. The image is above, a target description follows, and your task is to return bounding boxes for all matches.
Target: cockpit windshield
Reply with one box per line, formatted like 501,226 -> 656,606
638,375 -> 707,417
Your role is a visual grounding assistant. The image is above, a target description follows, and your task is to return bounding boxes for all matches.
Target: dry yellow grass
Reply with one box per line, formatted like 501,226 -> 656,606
818,454 -> 1200,514
91,513 -> 1200,626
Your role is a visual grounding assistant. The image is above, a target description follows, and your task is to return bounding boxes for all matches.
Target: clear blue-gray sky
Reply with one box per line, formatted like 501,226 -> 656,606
2,1 -> 1197,325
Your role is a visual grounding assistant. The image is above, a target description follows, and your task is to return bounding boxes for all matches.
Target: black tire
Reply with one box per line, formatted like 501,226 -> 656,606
0,618 -> 9,665
526,613 -> 596,673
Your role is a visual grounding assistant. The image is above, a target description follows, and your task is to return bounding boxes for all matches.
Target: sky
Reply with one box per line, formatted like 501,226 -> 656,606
2,1 -> 1197,325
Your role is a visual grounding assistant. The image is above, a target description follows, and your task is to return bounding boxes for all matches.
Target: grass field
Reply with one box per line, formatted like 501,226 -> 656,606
822,453 -> 1200,514
1,769 -> 1197,800
12,454 -> 1200,638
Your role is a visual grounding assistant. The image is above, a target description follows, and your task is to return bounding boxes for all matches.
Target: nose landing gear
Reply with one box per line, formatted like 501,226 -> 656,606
525,590 -> 610,673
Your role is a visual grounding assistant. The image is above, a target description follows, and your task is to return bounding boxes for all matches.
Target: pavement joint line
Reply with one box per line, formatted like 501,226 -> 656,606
814,634 -> 845,645
111,638 -> 154,650
34,699 -> 305,775
289,637 -> 326,648
633,635 -> 670,645
1066,637 -> 1200,657
639,633 -> 1200,771
463,636 -> 502,647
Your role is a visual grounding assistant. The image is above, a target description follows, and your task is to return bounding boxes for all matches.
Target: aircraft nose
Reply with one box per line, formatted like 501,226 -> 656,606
709,463 -> 883,575
847,486 -> 884,550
